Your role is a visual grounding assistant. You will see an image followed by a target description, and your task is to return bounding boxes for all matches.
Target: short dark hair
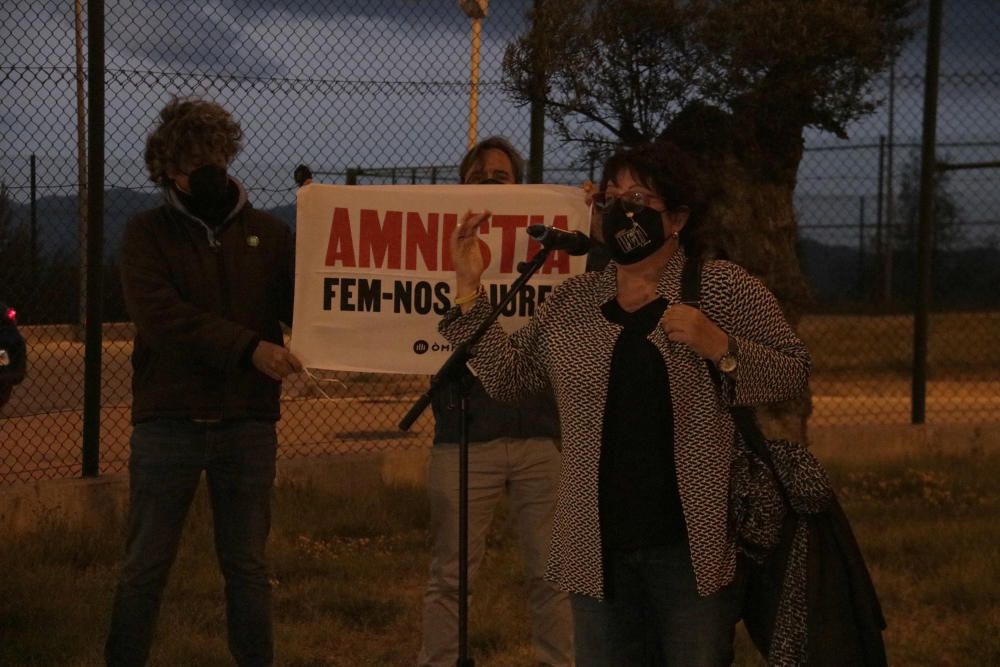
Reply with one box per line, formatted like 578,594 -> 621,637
144,97 -> 243,187
599,141 -> 704,253
598,141 -> 696,211
459,136 -> 525,184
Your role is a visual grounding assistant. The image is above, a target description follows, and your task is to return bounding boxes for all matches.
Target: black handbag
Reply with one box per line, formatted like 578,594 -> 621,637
681,258 -> 887,667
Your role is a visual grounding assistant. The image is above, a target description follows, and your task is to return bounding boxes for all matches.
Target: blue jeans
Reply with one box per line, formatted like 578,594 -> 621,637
571,542 -> 743,667
105,419 -> 277,667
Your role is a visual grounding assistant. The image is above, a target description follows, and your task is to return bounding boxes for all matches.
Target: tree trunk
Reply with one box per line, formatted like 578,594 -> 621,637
663,103 -> 813,443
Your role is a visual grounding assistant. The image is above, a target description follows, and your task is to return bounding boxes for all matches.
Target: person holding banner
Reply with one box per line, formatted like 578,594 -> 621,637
419,137 -> 573,667
440,141 -> 810,666
106,98 -> 300,667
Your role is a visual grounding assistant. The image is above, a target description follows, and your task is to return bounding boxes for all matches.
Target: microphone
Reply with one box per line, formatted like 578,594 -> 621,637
526,224 -> 592,256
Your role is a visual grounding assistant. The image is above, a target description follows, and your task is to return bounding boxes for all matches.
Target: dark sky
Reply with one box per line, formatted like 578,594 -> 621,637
1,0 -> 997,217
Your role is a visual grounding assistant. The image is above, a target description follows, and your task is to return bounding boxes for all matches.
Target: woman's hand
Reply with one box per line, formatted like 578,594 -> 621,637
452,210 -> 490,306
660,304 -> 729,362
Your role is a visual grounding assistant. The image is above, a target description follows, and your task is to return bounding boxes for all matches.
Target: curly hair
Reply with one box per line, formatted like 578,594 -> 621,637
144,97 -> 243,186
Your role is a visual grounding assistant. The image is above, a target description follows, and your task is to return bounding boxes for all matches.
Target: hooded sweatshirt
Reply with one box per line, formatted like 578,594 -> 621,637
120,177 -> 294,423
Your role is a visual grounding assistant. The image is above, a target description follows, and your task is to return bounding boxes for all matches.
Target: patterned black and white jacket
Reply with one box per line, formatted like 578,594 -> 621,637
439,247 -> 811,599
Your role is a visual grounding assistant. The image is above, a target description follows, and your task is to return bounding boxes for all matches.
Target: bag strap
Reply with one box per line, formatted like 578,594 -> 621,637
680,255 -> 702,305
679,256 -> 791,509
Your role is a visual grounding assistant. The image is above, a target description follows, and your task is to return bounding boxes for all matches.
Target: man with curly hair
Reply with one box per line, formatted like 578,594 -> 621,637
106,98 -> 300,667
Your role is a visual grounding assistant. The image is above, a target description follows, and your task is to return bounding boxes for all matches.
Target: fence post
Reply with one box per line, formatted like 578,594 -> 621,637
527,0 -> 546,183
30,155 -> 37,293
74,0 -> 89,338
912,0 -> 943,425
82,0 -> 105,477
857,196 -> 866,297
346,168 -> 359,185
882,60 -> 897,307
873,136 -> 885,305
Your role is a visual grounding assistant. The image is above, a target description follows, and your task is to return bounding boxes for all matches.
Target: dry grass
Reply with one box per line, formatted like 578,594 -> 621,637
2,437 -> 999,666
798,311 -> 1000,374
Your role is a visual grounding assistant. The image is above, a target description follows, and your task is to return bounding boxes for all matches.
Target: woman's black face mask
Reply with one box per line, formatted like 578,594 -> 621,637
600,199 -> 666,265
187,164 -> 230,208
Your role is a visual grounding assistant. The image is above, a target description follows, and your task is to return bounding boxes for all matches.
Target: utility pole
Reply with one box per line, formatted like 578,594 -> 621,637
459,1 -> 489,150
74,0 -> 89,336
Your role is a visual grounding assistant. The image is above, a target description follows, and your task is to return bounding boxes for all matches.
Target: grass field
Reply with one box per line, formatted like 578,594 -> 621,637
797,311 -> 1000,374
2,435 -> 998,666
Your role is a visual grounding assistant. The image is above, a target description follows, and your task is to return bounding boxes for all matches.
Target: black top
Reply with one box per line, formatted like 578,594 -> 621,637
121,185 -> 294,424
598,296 -> 686,552
175,182 -> 240,228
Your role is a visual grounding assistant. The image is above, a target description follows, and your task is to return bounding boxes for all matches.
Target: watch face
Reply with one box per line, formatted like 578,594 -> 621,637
719,354 -> 737,373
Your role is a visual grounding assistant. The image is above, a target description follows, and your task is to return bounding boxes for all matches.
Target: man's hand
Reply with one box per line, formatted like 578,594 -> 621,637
660,304 -> 729,362
252,341 -> 303,380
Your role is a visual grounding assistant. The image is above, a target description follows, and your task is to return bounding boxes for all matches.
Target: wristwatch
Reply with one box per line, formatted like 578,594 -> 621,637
717,335 -> 738,374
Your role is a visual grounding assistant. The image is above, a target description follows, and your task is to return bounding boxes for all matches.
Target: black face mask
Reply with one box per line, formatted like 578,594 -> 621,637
187,165 -> 230,209
600,200 -> 667,265
469,177 -> 506,185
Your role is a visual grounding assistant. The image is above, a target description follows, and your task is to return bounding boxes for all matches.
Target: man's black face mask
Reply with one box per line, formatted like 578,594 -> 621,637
188,165 -> 230,208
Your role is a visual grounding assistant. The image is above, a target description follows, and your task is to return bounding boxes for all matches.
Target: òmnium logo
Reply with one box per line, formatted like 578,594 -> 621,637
615,224 -> 650,253
413,340 -> 430,354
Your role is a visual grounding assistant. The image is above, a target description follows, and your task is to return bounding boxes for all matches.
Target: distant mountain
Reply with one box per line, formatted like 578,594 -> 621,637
7,189 -> 998,310
798,237 -> 866,302
6,188 -> 299,260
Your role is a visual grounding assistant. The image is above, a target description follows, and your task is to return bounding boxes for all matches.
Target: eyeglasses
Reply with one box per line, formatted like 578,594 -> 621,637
465,171 -> 514,185
592,189 -> 664,212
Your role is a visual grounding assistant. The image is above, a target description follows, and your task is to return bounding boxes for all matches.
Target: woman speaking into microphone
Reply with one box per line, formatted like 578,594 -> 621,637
439,141 -> 810,666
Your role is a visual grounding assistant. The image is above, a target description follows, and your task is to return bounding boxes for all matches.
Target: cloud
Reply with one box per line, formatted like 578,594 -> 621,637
210,0 -> 534,39
108,0 -> 289,76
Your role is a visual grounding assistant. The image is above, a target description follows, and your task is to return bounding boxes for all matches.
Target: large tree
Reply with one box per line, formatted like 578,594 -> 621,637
504,0 -> 916,438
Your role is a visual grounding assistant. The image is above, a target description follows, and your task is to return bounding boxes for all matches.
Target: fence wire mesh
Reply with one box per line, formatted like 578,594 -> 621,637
1,1 -> 998,484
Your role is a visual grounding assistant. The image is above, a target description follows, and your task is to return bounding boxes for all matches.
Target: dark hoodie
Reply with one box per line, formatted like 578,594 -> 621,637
120,178 -> 294,423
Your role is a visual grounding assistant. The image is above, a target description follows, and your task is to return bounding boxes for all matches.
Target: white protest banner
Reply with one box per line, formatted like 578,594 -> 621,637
290,184 -> 590,374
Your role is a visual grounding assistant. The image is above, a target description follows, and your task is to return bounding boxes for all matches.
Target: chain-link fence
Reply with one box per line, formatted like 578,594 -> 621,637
2,1 -> 998,484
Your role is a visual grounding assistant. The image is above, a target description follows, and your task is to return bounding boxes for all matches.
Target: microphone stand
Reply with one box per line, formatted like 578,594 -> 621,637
398,244 -> 556,667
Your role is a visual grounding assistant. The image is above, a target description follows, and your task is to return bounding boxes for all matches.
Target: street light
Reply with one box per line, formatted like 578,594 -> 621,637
459,0 -> 489,149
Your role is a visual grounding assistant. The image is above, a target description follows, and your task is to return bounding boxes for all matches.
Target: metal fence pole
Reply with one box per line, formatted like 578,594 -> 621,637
30,155 -> 37,293
528,95 -> 545,183
912,0 -> 943,425
857,196 -> 866,296
882,60 -> 897,307
74,0 -> 89,335
527,0 -> 545,183
873,136 -> 885,305
82,0 -> 105,476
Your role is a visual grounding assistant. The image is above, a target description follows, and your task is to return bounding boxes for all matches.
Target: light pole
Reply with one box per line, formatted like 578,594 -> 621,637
459,1 -> 488,150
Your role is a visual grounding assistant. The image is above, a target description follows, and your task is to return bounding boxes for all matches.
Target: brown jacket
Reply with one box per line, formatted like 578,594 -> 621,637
120,182 -> 294,423
440,248 -> 810,599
